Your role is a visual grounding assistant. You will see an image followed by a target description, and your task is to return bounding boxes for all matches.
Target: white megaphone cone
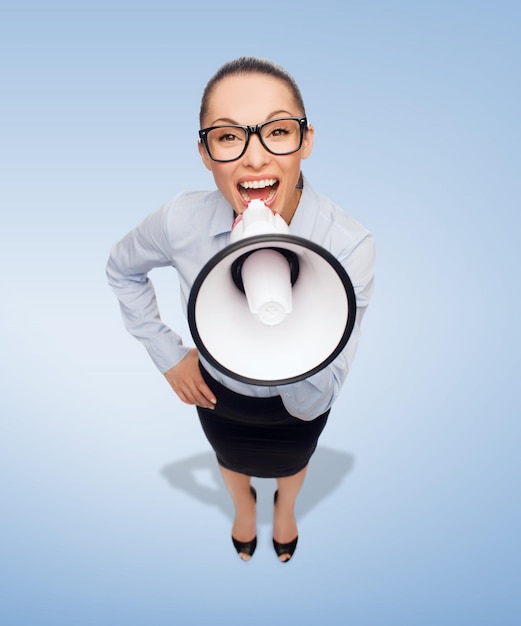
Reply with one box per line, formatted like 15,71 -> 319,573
188,198 -> 357,386
230,200 -> 293,326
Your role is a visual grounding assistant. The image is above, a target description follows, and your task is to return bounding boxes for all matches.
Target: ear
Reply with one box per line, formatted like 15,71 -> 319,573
198,140 -> 213,171
300,124 -> 314,160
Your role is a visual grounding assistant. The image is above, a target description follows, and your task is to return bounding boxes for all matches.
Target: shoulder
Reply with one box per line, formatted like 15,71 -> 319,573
298,179 -> 373,250
160,190 -> 220,221
297,180 -> 375,293
155,190 -> 233,243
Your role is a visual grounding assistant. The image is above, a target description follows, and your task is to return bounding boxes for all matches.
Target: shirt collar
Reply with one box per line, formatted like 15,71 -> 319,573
288,176 -> 318,239
206,176 -> 317,239
207,191 -> 235,237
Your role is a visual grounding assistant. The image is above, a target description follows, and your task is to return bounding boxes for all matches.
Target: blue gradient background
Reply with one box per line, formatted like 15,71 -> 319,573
1,1 -> 519,624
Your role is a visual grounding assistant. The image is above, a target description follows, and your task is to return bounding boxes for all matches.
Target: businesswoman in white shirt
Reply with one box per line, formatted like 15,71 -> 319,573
107,57 -> 375,562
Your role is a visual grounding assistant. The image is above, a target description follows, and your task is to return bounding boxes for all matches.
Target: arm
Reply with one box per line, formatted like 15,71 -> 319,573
106,205 -> 216,409
275,231 -> 376,420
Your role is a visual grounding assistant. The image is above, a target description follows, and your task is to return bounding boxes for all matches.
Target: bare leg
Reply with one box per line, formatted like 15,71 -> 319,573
273,465 -> 308,561
218,465 -> 256,560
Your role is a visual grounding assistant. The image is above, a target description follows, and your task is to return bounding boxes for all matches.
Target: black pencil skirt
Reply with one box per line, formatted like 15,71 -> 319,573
196,366 -> 329,478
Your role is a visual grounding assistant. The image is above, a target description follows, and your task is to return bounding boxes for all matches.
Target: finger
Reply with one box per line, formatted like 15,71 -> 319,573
166,368 -> 217,409
196,381 -> 217,408
184,385 -> 214,409
181,379 -> 215,409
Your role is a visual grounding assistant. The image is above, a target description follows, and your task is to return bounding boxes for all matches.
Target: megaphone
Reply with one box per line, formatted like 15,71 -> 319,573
188,200 -> 356,386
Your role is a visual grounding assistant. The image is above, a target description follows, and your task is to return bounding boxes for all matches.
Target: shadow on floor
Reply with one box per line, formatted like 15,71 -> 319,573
160,446 -> 355,524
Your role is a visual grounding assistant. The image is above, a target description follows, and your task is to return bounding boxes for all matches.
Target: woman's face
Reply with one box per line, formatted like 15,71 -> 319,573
198,73 -> 314,224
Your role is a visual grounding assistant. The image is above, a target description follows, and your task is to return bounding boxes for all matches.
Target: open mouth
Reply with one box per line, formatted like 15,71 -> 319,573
238,178 -> 279,204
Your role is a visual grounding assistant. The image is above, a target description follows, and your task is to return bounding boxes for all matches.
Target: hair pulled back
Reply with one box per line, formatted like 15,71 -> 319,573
199,57 -> 306,127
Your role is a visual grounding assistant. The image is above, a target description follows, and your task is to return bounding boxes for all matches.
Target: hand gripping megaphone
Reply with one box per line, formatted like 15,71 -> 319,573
188,200 -> 356,385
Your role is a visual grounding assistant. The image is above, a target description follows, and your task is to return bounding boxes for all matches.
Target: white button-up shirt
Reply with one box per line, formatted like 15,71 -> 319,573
106,177 -> 375,420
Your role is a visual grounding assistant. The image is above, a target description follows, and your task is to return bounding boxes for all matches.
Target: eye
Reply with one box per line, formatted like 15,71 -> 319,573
262,119 -> 298,142
219,132 -> 239,143
214,128 -> 245,144
268,126 -> 290,138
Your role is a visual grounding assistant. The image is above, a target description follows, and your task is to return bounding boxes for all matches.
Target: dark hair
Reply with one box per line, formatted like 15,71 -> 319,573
199,56 -> 306,127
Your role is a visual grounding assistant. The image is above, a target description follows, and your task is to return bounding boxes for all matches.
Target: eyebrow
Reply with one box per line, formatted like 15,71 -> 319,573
208,110 -> 296,127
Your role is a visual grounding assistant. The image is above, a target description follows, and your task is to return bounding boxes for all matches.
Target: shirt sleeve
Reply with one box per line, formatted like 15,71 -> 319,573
276,230 -> 376,420
105,204 -> 191,373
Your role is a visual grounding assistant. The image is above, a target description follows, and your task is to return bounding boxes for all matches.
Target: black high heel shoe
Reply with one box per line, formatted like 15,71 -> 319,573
232,486 -> 257,560
272,490 -> 298,563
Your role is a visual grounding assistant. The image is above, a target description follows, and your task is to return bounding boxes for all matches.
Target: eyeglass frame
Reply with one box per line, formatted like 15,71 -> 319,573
198,116 -> 308,163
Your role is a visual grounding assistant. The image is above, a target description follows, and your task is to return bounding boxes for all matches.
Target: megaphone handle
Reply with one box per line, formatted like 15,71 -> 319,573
230,248 -> 300,293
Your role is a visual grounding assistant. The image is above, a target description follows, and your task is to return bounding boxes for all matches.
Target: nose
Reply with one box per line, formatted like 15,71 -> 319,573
242,132 -> 270,168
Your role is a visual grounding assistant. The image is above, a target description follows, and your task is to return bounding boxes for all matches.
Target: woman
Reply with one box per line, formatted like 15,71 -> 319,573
106,57 -> 375,562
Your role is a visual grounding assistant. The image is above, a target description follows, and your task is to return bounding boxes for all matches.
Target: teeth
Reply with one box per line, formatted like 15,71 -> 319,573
239,178 -> 277,189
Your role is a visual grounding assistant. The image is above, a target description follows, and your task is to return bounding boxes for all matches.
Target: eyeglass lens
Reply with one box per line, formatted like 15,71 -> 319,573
205,118 -> 303,161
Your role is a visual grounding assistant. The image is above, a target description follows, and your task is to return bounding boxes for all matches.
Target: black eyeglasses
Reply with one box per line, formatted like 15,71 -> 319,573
199,117 -> 308,163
